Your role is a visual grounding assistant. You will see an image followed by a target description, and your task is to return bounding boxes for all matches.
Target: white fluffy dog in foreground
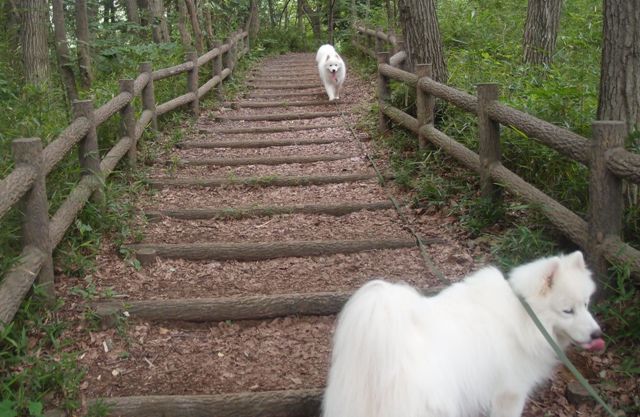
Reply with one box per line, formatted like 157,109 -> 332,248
316,44 -> 346,101
323,251 -> 605,417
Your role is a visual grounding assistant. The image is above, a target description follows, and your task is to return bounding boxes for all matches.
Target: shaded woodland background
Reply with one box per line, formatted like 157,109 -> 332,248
0,0 -> 639,415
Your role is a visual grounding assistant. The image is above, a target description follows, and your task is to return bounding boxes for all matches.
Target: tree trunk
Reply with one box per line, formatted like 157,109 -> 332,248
124,0 -> 141,24
102,0 -> 115,24
246,0 -> 261,44
51,0 -> 78,102
21,0 -> 50,86
267,0 -> 276,26
204,7 -> 214,47
522,0 -> 562,65
176,0 -> 192,47
327,0 -> 335,44
149,0 -> 169,43
185,0 -> 204,53
137,0 -> 149,26
297,0 -> 304,32
300,0 -> 321,42
397,0 -> 447,83
597,0 -> 640,131
76,0 -> 92,89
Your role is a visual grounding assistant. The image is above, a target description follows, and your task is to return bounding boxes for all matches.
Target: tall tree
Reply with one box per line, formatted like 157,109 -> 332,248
124,0 -> 141,24
149,0 -> 170,43
185,0 -> 204,52
597,0 -> 640,131
300,0 -> 321,42
76,0 -> 93,88
176,0 -> 193,47
327,0 -> 336,44
522,0 -> 562,65
21,0 -> 50,85
52,0 -> 78,102
246,0 -> 261,44
397,0 -> 447,83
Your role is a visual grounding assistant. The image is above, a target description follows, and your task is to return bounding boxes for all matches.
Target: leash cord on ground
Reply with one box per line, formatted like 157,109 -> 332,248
518,296 -> 618,417
335,102 -> 448,286
334,99 -> 617,416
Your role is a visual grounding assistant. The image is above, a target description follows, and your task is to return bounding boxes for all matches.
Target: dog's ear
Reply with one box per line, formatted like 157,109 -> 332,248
541,259 -> 560,294
566,251 -> 586,270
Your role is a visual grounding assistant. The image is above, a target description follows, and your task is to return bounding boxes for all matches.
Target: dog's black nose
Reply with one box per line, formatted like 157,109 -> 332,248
591,329 -> 602,340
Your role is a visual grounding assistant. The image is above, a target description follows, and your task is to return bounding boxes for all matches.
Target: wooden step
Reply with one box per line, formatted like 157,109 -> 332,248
89,389 -> 322,417
248,91 -> 325,99
173,153 -> 357,167
249,82 -> 319,89
178,137 -> 349,149
146,172 -> 388,188
144,201 -> 396,221
94,287 -> 441,323
215,111 -> 340,122
126,238 -> 416,262
232,100 -> 338,108
198,123 -> 337,135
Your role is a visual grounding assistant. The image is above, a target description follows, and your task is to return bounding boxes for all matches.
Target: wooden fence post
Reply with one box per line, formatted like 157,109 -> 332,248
186,51 -> 200,116
73,99 -> 104,204
212,39 -> 223,99
119,79 -> 136,167
140,62 -> 158,132
375,28 -> 383,53
588,120 -> 626,285
12,138 -> 55,302
415,63 -> 434,149
477,83 -> 502,203
377,52 -> 391,135
223,36 -> 232,71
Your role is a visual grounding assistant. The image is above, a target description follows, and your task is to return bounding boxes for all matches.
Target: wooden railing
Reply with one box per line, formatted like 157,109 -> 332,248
0,30 -> 249,327
353,26 -> 640,281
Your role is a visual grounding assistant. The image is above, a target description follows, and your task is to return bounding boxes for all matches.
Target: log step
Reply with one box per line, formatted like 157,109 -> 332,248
146,172 -> 388,188
198,123 -> 337,135
93,287 -> 441,323
173,153 -> 357,167
178,137 -> 349,149
232,100 -> 338,108
215,111 -> 341,122
248,91 -> 325,99
144,201 -> 396,221
90,389 -> 322,417
249,82 -> 319,89
126,238 -> 417,261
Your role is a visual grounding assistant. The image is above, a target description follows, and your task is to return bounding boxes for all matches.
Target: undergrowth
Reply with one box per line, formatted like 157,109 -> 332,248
346,0 -> 639,403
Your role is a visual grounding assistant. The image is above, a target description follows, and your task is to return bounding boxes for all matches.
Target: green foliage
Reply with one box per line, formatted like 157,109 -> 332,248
258,27 -> 314,53
490,225 -> 559,271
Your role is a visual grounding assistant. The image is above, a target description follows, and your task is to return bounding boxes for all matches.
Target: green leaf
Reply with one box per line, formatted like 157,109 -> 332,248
28,401 -> 44,417
0,400 -> 17,417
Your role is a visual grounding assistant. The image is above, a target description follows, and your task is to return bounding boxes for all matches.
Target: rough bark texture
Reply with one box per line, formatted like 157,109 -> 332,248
76,0 -> 93,89
246,0 -> 261,46
176,0 -> 192,48
597,0 -> 640,132
149,0 -> 170,43
522,0 -> 562,65
124,0 -> 141,24
397,0 -> 447,82
51,0 -> 78,102
184,0 -> 203,53
21,0 -> 50,85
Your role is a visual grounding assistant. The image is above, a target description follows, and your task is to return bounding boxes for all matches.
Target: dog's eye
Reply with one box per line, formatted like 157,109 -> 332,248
563,308 -> 575,315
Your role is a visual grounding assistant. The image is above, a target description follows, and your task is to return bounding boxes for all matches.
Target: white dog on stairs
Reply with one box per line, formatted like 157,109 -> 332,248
316,44 -> 346,101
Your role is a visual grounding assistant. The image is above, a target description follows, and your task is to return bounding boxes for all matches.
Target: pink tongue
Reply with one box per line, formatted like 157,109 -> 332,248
582,338 -> 606,352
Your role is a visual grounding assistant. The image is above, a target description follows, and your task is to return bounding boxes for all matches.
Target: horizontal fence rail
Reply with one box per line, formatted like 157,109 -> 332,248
353,25 -> 640,280
0,29 -> 250,327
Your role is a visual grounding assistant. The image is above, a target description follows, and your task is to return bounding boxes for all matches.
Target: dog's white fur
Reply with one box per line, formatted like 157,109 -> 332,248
316,44 -> 346,101
322,251 -> 603,417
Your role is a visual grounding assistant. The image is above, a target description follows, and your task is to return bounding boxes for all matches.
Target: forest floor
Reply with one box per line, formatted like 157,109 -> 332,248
54,53 -> 636,417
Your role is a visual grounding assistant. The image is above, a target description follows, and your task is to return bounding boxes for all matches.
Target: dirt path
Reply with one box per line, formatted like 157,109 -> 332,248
59,53 -> 483,415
